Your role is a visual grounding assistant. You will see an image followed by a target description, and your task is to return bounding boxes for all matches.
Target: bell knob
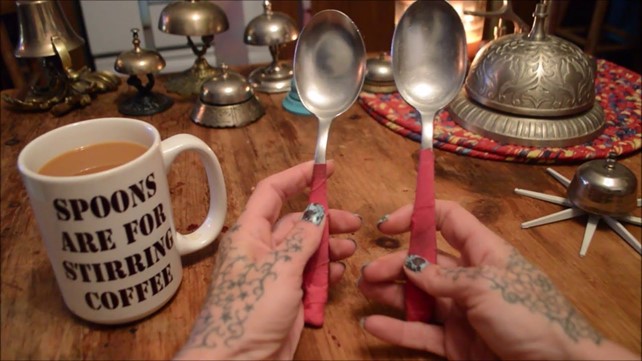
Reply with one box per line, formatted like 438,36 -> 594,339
244,0 -> 298,46
158,0 -> 229,36
567,153 -> 638,216
114,29 -> 166,75
14,0 -> 85,58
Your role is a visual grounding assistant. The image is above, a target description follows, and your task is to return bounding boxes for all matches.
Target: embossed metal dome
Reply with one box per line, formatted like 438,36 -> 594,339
465,3 -> 596,117
448,2 -> 605,147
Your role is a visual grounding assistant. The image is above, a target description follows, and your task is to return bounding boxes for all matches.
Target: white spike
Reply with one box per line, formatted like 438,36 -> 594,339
579,215 -> 600,257
603,216 -> 642,255
522,208 -> 584,229
515,188 -> 573,207
546,168 -> 571,188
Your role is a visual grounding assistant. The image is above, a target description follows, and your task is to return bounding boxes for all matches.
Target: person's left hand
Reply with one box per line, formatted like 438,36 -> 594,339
175,161 -> 360,360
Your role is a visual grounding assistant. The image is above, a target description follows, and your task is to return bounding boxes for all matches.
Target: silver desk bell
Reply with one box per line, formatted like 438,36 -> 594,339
191,64 -> 264,127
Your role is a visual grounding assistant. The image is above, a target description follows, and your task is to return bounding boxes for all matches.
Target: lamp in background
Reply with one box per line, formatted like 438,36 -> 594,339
394,0 -> 486,59
158,0 -> 229,96
2,0 -> 120,116
244,0 -> 299,93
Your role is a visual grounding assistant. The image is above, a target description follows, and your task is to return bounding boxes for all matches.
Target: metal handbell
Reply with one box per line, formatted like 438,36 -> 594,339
14,0 -> 85,59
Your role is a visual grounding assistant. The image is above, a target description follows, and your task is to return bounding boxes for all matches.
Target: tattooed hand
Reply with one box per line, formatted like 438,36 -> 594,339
175,161 -> 360,360
358,200 -> 638,360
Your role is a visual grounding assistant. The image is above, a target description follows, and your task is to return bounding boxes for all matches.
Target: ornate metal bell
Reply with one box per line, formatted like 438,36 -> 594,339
14,0 -> 85,58
243,0 -> 299,93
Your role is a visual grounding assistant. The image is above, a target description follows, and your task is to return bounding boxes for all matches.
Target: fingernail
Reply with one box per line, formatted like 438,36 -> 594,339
376,214 -> 389,229
360,262 -> 369,274
353,213 -> 363,222
302,203 -> 325,225
404,255 -> 429,272
359,317 -> 367,329
348,238 -> 358,250
356,262 -> 368,288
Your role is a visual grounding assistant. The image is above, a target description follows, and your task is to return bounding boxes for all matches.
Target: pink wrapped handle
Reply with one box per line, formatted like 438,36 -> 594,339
302,163 -> 330,327
405,149 -> 437,322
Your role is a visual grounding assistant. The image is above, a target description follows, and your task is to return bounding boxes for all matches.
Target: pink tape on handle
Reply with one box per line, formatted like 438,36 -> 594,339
302,163 -> 330,327
405,149 -> 437,323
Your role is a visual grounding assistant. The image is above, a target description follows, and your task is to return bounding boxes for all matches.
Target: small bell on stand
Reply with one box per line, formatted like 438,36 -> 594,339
114,29 -> 173,116
244,0 -> 299,93
158,0 -> 229,96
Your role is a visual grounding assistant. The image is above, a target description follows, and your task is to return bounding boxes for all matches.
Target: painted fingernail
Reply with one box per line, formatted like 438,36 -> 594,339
376,214 -> 389,229
302,203 -> 325,225
359,317 -> 367,329
404,255 -> 429,272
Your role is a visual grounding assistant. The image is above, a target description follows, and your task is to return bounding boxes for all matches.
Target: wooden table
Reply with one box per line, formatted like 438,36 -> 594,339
1,72 -> 640,360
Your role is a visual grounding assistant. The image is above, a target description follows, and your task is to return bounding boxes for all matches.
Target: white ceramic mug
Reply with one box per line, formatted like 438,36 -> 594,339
17,118 -> 227,324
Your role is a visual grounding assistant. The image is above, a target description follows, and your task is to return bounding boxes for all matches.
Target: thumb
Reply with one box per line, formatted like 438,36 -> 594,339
275,203 -> 327,274
403,255 -> 486,303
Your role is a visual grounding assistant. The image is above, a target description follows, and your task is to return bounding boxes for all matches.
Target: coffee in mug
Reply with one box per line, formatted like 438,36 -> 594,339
38,142 -> 148,176
18,118 -> 227,324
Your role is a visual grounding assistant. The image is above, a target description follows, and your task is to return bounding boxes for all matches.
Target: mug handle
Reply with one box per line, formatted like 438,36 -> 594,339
160,134 -> 227,255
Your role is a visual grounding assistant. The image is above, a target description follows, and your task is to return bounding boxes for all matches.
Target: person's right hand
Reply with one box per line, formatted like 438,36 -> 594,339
358,200 -> 638,360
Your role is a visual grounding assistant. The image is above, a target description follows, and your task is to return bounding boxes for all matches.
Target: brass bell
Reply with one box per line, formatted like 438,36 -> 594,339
2,0 -> 120,116
14,0 -> 85,58
114,29 -> 173,116
158,0 -> 228,36
244,0 -> 299,93
158,0 -> 229,96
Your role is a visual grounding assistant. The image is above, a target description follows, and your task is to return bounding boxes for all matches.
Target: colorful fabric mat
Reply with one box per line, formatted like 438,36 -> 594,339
359,59 -> 641,163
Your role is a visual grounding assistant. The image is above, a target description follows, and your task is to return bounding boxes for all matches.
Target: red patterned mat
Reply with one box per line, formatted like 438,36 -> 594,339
359,59 -> 641,163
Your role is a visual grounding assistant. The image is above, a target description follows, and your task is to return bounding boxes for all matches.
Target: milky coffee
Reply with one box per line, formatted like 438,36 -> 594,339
38,142 -> 147,176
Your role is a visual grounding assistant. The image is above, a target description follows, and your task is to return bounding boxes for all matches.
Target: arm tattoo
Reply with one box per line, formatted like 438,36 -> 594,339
179,223 -> 305,352
440,248 -> 602,344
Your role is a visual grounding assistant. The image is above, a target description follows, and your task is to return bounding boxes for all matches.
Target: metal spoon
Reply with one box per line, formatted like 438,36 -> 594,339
391,0 -> 467,323
294,10 -> 366,327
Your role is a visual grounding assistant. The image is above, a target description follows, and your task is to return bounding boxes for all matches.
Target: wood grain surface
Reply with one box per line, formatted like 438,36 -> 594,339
1,68 -> 640,360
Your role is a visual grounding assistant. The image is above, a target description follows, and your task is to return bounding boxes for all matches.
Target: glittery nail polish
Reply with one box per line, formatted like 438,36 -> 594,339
404,254 -> 429,272
376,214 -> 389,229
302,203 -> 325,225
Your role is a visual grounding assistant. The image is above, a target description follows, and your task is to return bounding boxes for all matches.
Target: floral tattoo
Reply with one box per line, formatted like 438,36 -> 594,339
178,223 -> 305,352
439,248 -> 602,344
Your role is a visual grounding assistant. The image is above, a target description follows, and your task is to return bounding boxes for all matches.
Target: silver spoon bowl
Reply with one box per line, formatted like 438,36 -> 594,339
392,0 -> 467,149
294,10 -> 366,163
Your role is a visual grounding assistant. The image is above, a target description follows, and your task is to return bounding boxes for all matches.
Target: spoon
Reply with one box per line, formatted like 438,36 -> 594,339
391,0 -> 467,323
294,10 -> 366,327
